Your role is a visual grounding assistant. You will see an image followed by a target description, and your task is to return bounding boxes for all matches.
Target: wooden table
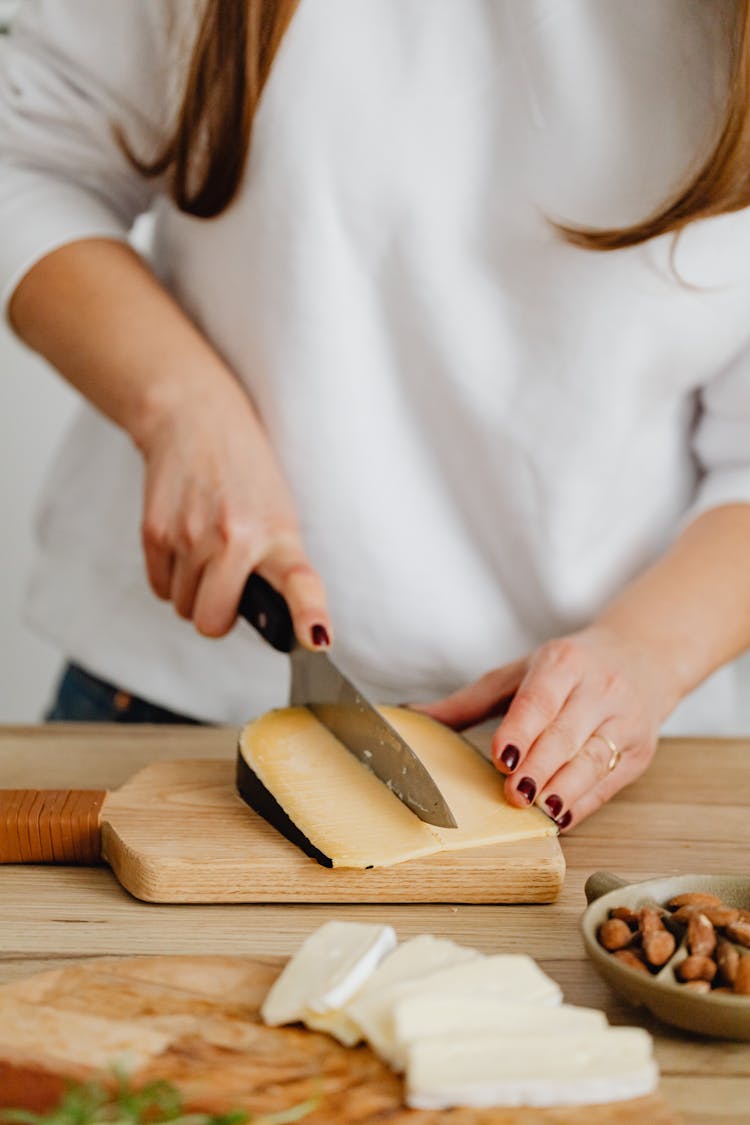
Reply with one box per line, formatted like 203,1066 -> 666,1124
1,725 -> 749,1124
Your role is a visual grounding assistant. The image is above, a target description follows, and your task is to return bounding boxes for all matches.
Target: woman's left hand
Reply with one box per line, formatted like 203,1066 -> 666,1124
415,625 -> 678,831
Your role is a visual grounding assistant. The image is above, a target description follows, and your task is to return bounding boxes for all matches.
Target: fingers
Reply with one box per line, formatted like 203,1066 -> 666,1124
257,545 -> 331,651
500,682 -> 613,809
539,730 -> 648,831
189,531 -> 331,645
490,640 -> 584,793
414,661 -> 526,730
143,490 -> 330,644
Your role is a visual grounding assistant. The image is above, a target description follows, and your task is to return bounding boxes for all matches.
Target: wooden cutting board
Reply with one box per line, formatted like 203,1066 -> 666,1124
0,955 -> 678,1124
0,759 -> 564,903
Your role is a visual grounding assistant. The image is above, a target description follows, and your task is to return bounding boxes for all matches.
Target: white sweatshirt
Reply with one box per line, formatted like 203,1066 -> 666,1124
2,0 -> 750,730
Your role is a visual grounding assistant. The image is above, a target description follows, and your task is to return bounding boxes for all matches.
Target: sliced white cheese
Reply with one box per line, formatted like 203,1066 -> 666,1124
261,920 -> 396,1026
300,1006 -> 363,1046
393,996 -> 607,1064
405,1029 -> 659,1109
350,953 -> 563,1064
238,706 -> 555,868
334,935 -> 478,1046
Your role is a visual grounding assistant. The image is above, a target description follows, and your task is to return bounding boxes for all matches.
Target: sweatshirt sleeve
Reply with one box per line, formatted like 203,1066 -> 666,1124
686,342 -> 750,520
0,0 -> 177,316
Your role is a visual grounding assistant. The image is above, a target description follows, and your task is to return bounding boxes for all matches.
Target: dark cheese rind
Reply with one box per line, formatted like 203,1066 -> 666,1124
235,748 -> 333,868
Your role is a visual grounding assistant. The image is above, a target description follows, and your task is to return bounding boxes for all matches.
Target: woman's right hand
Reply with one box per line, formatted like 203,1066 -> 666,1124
138,376 -> 331,647
9,238 -> 329,647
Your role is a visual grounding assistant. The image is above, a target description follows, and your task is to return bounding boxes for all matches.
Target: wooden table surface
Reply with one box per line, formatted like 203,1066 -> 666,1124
1,724 -> 749,1124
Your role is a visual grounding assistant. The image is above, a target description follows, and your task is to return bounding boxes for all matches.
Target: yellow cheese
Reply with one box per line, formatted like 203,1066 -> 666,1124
387,707 -> 556,851
238,706 -> 555,869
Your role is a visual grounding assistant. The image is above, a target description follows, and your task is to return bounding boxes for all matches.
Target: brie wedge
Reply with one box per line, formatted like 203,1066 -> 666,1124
392,996 -> 607,1069
349,953 -> 562,1064
405,1028 -> 659,1109
261,920 -> 396,1026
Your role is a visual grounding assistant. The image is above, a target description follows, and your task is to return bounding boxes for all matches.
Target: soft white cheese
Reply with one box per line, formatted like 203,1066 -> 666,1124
405,1029 -> 659,1109
261,921 -> 396,1026
336,935 -> 478,1046
350,953 -> 563,1064
300,1007 -> 363,1046
392,996 -> 607,1069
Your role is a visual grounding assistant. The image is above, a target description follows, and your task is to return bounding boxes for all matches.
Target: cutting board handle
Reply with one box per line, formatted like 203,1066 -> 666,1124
0,789 -> 106,864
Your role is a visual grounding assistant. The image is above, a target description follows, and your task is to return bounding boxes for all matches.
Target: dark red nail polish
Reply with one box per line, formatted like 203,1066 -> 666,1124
556,810 -> 572,830
545,794 -> 563,819
500,744 -> 520,772
311,624 -> 330,648
516,776 -> 536,803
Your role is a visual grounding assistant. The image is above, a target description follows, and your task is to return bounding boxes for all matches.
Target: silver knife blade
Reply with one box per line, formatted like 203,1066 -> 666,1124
289,647 -> 457,828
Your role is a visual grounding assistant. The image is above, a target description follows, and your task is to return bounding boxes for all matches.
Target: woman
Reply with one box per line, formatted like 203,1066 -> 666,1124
2,0 -> 750,832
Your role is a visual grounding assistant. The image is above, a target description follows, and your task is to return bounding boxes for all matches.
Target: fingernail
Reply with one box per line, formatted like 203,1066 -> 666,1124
516,776 -> 536,804
499,744 -> 520,772
545,794 -> 563,819
311,624 -> 330,648
556,810 -> 572,830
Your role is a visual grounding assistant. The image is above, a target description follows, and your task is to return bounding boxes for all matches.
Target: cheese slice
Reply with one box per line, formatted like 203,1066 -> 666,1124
393,996 -> 607,1059
314,936 -> 477,1046
261,921 -> 396,1026
300,1007 -> 363,1046
390,708 -> 556,852
349,953 -> 563,1064
405,1029 -> 659,1109
238,706 -> 555,868
298,935 -> 476,1045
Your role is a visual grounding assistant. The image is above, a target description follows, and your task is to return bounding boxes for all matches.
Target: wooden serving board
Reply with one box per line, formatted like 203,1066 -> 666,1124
0,760 -> 564,904
0,955 -> 678,1124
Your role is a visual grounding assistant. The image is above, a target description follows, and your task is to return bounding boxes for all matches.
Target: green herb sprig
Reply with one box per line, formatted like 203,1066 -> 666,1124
0,1075 -> 318,1125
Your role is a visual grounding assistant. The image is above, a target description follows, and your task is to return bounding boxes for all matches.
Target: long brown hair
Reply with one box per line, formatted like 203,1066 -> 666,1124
146,0 -> 750,250
134,0 -> 298,218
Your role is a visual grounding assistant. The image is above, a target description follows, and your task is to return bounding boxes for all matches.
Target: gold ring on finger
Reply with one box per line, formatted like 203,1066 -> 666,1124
593,732 -> 620,772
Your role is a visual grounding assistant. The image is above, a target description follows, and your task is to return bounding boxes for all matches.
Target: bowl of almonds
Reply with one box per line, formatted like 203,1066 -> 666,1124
580,872 -> 750,1039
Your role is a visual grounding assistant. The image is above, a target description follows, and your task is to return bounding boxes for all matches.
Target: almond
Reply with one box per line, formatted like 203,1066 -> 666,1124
598,918 -> 633,951
671,905 -> 699,926
613,948 -> 650,974
642,928 -> 676,968
702,905 -> 740,928
639,906 -> 666,935
676,954 -> 718,983
610,906 -> 641,930
735,956 -> 750,996
667,892 -> 723,911
725,919 -> 750,948
716,939 -> 740,986
687,912 -> 717,958
682,979 -> 712,994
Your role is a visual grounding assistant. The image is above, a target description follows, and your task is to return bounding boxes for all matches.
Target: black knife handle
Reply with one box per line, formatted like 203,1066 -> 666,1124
237,573 -> 296,653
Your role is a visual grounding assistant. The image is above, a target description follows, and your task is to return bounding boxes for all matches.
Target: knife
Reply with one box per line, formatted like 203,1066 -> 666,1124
237,573 -> 457,828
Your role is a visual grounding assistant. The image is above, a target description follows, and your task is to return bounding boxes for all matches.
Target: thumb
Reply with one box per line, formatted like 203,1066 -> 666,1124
412,660 -> 527,731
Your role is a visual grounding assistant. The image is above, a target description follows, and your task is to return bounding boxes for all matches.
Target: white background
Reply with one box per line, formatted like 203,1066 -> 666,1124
0,326 -> 77,720
0,0 -> 55,721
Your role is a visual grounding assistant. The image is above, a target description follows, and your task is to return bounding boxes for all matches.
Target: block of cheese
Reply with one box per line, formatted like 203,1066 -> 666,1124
261,921 -> 396,1026
348,953 -> 563,1064
237,706 -> 555,868
393,996 -> 607,1063
307,936 -> 478,1045
405,1028 -> 659,1109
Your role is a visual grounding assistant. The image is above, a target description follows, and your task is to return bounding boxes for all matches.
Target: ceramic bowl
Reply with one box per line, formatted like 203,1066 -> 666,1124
581,871 -> 750,1039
